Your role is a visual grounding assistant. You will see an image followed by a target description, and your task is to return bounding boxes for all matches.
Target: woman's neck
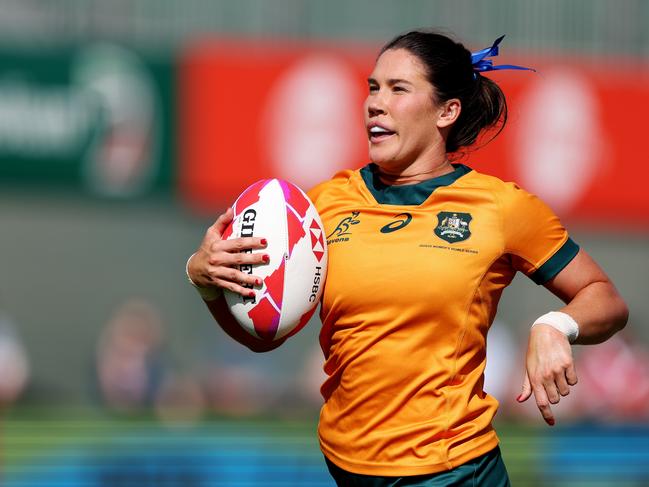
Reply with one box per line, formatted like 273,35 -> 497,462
376,160 -> 455,186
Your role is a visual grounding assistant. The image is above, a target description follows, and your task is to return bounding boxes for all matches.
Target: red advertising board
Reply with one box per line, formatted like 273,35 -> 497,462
179,39 -> 372,211
472,59 -> 649,227
179,38 -> 649,227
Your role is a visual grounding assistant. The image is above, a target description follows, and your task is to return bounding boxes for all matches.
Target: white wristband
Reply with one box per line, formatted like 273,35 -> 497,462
186,253 -> 222,302
532,311 -> 579,343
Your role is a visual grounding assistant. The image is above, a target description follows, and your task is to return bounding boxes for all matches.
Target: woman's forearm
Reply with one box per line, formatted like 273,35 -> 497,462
560,280 -> 628,345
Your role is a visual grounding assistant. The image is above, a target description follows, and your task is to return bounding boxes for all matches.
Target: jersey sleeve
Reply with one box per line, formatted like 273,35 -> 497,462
501,184 -> 579,285
307,169 -> 356,214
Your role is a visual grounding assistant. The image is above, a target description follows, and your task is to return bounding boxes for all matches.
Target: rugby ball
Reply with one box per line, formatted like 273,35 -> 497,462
222,179 -> 327,341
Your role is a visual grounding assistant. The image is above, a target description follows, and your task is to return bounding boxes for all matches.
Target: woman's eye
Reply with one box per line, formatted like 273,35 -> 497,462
393,86 -> 406,92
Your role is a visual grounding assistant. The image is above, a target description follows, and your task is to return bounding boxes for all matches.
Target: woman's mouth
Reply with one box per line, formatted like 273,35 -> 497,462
368,125 -> 396,143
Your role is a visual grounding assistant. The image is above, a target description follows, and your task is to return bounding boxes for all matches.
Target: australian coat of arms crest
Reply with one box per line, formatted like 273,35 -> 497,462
434,212 -> 472,243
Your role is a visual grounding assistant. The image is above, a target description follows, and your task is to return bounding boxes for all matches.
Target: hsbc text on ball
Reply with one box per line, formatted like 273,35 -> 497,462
309,266 -> 323,302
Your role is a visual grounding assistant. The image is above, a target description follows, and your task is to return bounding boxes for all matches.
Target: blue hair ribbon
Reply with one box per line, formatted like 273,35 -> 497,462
471,35 -> 536,77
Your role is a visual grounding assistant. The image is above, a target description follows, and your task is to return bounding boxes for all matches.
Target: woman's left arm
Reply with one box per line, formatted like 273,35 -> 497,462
517,249 -> 629,425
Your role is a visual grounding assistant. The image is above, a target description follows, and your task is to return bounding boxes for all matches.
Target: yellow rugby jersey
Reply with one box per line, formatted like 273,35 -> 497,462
307,163 -> 579,476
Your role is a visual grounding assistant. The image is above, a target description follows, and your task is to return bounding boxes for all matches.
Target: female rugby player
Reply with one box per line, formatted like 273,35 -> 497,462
186,30 -> 628,486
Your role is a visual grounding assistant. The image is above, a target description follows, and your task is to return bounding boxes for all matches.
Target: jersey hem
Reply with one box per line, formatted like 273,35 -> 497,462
320,430 -> 500,477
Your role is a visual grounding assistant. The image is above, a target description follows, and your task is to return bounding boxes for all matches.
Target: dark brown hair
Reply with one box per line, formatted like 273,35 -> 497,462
380,30 -> 507,154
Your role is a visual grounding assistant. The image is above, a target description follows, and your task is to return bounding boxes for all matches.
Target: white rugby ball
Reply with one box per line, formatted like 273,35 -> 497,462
222,179 -> 327,341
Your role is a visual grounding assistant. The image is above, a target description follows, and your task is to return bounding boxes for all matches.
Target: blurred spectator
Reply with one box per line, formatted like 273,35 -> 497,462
0,313 -> 30,407
199,361 -> 276,417
96,298 -> 167,413
572,331 -> 649,422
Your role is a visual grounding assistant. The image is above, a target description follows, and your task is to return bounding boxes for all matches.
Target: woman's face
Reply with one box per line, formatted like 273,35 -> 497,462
364,48 -> 446,172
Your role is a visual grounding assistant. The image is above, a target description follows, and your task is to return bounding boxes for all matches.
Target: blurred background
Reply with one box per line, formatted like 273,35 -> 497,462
0,0 -> 648,485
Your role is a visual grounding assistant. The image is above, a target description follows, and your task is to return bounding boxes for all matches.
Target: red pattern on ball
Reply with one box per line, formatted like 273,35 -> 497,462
262,258 -> 285,310
248,296 -> 280,340
233,179 -> 268,215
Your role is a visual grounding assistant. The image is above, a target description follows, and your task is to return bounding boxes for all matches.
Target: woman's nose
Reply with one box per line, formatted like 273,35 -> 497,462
367,96 -> 386,117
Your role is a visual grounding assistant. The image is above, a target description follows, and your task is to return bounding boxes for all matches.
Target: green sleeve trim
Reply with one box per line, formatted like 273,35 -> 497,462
530,237 -> 580,285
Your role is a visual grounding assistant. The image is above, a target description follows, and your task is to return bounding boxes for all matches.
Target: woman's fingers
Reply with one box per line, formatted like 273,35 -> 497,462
517,372 -> 533,403
191,212 -> 269,295
209,265 -> 262,288
554,370 -> 572,397
531,382 -> 556,426
565,363 -> 578,386
532,365 -> 577,425
211,277 -> 258,299
542,374 -> 561,404
207,238 -> 269,270
211,207 -> 234,237
200,265 -> 263,298
212,236 -> 268,254
524,323 -> 579,427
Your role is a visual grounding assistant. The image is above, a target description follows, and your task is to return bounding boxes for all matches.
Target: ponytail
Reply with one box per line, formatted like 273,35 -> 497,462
446,73 -> 507,153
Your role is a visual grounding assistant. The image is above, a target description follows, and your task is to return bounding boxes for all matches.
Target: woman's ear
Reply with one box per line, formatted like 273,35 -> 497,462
436,98 -> 461,128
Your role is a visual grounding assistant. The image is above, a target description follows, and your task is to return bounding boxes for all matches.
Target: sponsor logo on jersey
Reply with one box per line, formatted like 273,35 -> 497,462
327,211 -> 360,244
380,213 -> 412,233
434,212 -> 472,243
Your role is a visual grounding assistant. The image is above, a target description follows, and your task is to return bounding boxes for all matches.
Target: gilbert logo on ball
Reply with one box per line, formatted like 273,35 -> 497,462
222,179 -> 327,341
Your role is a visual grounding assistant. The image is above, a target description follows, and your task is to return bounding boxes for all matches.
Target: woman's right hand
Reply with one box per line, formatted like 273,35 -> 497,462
187,207 -> 268,298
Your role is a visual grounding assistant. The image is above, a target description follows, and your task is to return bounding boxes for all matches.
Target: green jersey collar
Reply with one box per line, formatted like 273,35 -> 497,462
360,163 -> 472,205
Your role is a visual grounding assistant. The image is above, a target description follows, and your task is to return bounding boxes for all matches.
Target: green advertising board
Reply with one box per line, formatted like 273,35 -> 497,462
0,44 -> 174,198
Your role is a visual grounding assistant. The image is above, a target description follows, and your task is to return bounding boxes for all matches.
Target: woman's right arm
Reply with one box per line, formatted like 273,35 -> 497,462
186,208 -> 286,353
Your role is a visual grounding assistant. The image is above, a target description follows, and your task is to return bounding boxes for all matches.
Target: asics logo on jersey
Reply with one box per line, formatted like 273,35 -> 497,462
380,213 -> 412,233
327,211 -> 361,244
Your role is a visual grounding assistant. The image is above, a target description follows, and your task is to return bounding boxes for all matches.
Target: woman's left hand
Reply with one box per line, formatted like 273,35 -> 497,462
517,323 -> 578,426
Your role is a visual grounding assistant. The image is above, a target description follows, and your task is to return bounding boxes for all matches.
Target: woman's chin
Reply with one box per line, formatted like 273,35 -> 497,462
369,148 -> 393,166
368,155 -> 403,173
